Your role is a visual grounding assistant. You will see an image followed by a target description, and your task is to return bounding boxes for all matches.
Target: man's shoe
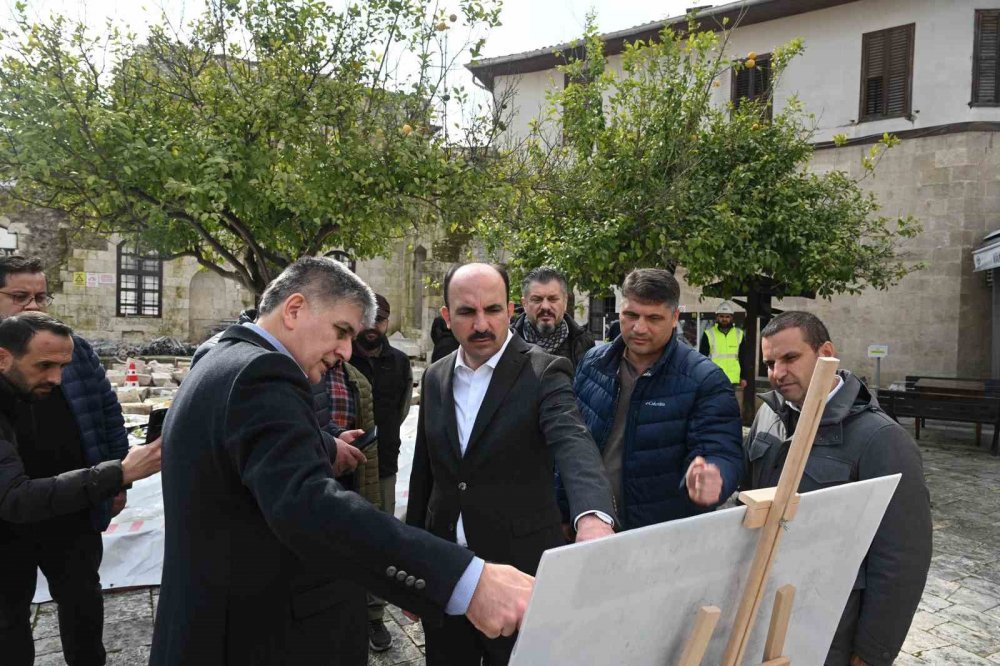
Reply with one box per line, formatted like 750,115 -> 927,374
369,620 -> 392,652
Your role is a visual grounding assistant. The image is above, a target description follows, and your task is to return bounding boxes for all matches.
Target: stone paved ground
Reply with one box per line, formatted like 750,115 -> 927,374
31,420 -> 1000,665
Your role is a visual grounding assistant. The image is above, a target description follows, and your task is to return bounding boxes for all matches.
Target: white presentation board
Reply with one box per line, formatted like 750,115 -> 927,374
510,475 -> 900,666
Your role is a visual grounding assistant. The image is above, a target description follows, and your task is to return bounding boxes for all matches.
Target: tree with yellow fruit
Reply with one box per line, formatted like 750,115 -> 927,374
481,12 -> 921,417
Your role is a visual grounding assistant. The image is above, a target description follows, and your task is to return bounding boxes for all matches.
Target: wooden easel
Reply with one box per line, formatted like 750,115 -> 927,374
676,357 -> 840,666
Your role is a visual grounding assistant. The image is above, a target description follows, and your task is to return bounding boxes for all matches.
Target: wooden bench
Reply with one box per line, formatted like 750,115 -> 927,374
877,385 -> 1000,456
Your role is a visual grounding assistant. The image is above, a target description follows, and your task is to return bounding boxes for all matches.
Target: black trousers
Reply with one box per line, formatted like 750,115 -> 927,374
0,528 -> 105,666
424,613 -> 516,666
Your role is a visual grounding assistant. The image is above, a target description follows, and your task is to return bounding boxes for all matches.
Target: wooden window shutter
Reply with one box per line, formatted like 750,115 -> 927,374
859,24 -> 914,121
731,55 -> 772,118
973,10 -> 1000,105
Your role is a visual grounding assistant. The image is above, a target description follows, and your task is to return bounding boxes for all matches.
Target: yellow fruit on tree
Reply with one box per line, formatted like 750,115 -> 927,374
747,51 -> 757,61
435,21 -> 448,31
401,123 -> 413,136
745,58 -> 756,69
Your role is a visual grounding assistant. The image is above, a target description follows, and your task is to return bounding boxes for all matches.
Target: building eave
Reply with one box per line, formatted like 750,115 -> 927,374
466,0 -> 861,91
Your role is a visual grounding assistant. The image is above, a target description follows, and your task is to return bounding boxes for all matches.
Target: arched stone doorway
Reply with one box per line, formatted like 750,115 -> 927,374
188,270 -> 227,342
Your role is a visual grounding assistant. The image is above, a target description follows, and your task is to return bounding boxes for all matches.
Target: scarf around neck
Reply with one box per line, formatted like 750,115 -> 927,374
521,316 -> 570,354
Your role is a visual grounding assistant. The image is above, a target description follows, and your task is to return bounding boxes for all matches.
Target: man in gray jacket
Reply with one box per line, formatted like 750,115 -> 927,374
743,311 -> 931,666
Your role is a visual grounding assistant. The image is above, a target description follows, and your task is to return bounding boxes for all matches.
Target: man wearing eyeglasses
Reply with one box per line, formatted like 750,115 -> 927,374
0,255 -> 142,666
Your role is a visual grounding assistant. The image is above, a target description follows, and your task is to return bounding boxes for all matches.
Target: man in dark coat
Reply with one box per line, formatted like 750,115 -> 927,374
510,266 -> 594,369
150,257 -> 533,666
349,293 -> 413,651
0,312 -> 161,666
408,263 -> 617,666
0,256 -> 146,666
568,269 -> 744,530
194,307 -> 367,480
744,311 -> 931,666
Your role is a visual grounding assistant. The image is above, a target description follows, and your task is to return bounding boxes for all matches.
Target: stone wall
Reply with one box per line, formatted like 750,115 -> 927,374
0,202 -> 68,276
786,131 -> 993,383
45,239 -> 254,344
664,131 -> 993,385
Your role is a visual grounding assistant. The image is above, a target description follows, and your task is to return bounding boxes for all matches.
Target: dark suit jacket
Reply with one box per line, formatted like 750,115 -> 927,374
150,325 -> 473,666
407,334 -> 616,576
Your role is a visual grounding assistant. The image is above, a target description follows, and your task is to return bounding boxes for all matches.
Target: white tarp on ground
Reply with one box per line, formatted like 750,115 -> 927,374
33,407 -> 421,603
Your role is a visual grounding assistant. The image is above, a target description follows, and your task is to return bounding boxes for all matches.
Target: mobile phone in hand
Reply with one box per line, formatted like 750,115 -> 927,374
146,408 -> 168,444
353,426 -> 378,455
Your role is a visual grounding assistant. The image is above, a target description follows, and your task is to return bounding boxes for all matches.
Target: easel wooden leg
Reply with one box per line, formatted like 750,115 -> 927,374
763,585 -> 795,661
721,358 -> 839,666
676,606 -> 721,666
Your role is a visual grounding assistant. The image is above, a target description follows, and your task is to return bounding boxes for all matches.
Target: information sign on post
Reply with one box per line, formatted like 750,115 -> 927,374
867,344 -> 888,387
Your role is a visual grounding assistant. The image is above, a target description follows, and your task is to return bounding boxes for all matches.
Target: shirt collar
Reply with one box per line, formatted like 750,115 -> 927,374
242,322 -> 304,376
455,328 -> 513,373
787,373 -> 845,412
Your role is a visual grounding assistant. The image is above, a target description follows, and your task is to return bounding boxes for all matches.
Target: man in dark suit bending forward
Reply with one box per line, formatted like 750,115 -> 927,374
150,257 -> 532,665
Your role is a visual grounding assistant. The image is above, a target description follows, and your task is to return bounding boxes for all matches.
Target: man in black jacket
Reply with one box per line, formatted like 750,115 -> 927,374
511,266 -> 594,369
744,311 -> 931,666
0,312 -> 161,666
349,293 -> 412,651
150,257 -> 533,666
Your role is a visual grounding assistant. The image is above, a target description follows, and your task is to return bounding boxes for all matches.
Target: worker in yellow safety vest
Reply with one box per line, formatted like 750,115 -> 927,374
699,301 -> 749,388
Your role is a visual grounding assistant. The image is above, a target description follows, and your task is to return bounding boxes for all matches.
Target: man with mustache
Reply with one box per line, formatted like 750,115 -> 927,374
567,268 -> 744,531
0,312 -> 162,666
744,311 -> 931,666
348,293 -> 412,652
408,262 -> 616,665
511,266 -> 594,369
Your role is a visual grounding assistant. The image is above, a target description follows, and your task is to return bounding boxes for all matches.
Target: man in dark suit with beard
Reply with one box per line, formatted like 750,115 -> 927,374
408,262 -> 617,666
150,257 -> 533,666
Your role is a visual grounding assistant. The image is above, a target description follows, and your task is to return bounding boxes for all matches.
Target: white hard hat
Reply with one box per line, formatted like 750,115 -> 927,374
716,301 -> 736,315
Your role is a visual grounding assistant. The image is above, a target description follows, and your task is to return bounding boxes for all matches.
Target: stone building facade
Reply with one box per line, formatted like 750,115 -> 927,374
1,200 -> 464,353
468,0 -> 999,383
1,204 -> 254,344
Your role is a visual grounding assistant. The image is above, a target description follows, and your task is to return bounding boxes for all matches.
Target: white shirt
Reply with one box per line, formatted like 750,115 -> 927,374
450,330 -> 613,546
452,330 -> 515,546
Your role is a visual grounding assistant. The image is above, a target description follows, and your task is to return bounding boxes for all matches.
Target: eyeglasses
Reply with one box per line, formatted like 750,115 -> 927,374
0,290 -> 54,307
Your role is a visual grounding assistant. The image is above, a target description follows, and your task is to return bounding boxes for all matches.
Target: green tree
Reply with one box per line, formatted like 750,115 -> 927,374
0,0 -> 504,295
482,15 -> 920,415
489,16 -> 920,296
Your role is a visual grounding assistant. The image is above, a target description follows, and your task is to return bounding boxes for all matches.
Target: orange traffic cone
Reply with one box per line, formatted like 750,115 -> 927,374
125,359 -> 139,387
